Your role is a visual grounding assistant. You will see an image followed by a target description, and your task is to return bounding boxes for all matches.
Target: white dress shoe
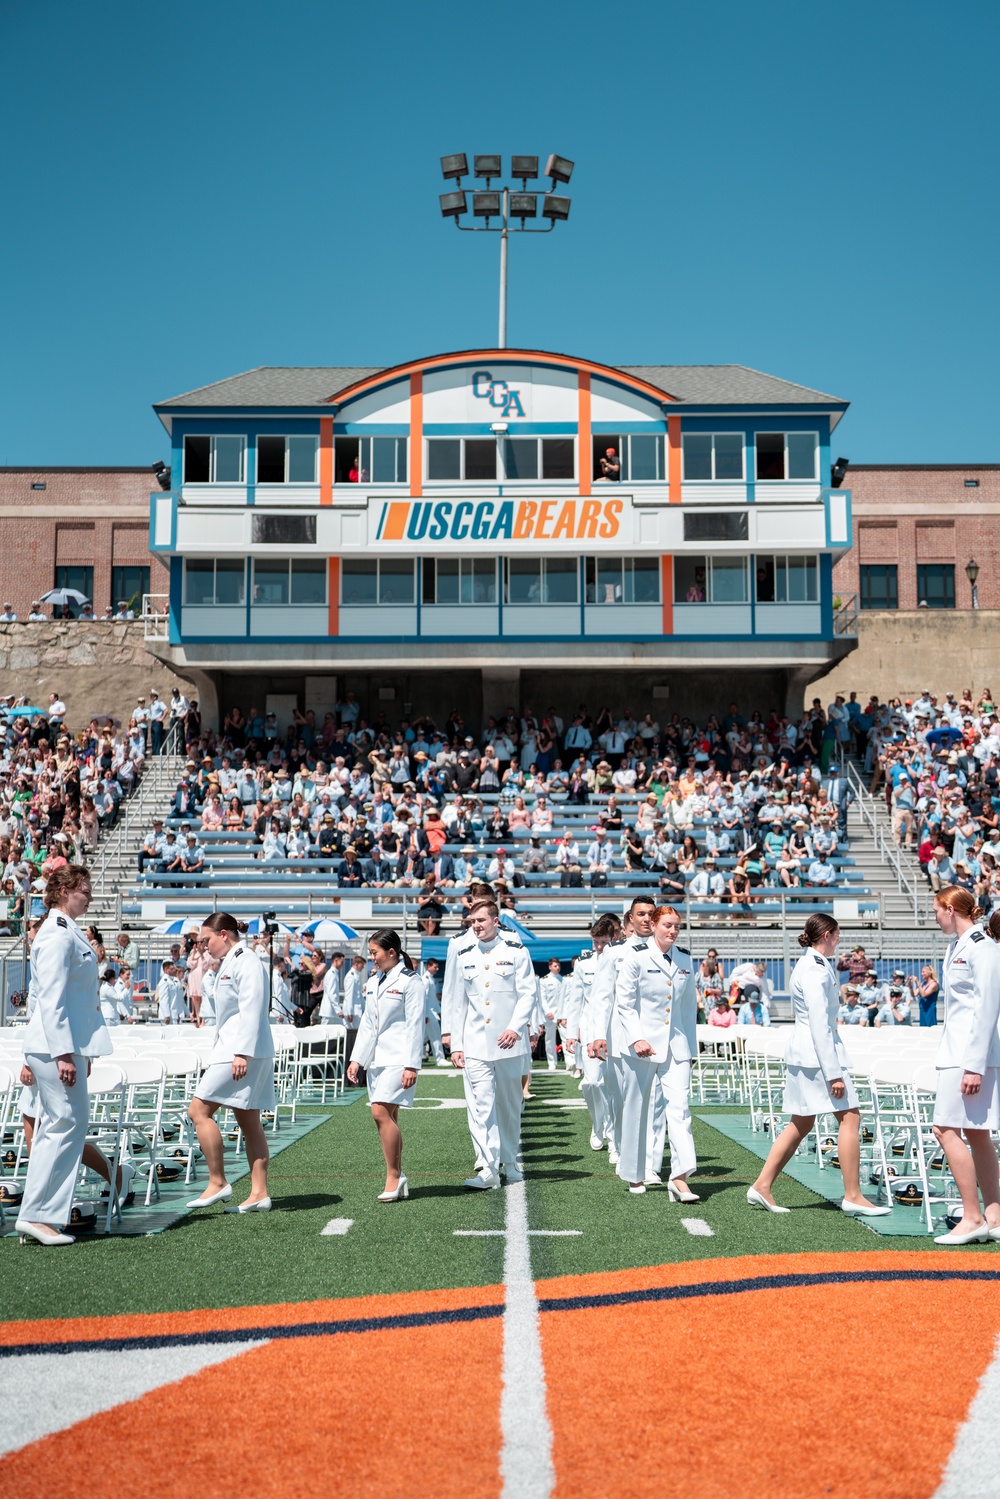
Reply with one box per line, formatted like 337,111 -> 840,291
841,1198 -> 891,1217
502,1166 -> 524,1183
464,1173 -> 501,1190
590,1132 -> 606,1151
628,1183 -> 646,1195
608,1145 -> 620,1165
187,1184 -> 233,1208
644,1171 -> 663,1186
225,1196 -> 273,1213
667,1179 -> 701,1203
934,1224 -> 990,1245
376,1177 -> 408,1203
989,1225 -> 1000,1242
16,1220 -> 75,1247
746,1187 -> 791,1214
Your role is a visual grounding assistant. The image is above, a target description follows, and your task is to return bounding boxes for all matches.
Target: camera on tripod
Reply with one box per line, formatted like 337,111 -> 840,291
263,909 -> 279,937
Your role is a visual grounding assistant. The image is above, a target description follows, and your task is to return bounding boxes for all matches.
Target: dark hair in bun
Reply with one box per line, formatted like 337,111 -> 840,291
797,913 -> 839,950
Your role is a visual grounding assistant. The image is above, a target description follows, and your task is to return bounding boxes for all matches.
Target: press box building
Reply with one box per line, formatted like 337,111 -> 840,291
147,349 -> 855,727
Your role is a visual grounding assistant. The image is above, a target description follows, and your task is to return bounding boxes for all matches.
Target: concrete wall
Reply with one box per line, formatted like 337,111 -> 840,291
0,622 -> 192,727
806,610 -> 1000,704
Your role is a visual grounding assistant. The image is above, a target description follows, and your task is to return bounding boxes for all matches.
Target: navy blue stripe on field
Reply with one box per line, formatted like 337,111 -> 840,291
2,1267 -> 998,1359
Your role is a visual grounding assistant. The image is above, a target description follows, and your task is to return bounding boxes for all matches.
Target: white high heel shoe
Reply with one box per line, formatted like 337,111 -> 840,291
746,1187 -> 791,1214
667,1179 -> 701,1203
377,1176 -> 409,1203
187,1184 -> 233,1208
16,1220 -> 75,1247
225,1196 -> 273,1214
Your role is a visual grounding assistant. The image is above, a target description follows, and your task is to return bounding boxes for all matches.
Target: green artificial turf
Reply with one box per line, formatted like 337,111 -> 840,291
2,1069 -> 940,1326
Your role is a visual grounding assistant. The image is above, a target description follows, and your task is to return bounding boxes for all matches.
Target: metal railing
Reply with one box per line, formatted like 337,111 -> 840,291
833,593 -> 859,636
841,754 -> 923,923
91,720 -> 184,895
142,593 -> 170,641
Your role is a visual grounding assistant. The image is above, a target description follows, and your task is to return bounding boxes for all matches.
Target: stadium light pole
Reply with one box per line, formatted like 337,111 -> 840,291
439,154 -> 574,347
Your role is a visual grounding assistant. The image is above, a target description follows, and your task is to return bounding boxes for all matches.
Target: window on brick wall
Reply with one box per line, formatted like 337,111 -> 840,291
111,566 -> 150,611
54,566 -> 94,616
860,564 -> 898,611
917,564 -> 955,609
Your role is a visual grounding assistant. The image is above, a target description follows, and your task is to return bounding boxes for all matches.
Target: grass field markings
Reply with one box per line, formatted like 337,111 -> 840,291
540,1100 -> 587,1109
933,1330 -> 1000,1498
499,1176 -> 555,1499
320,1219 -> 354,1236
680,1219 -> 714,1238
454,1230 -> 507,1237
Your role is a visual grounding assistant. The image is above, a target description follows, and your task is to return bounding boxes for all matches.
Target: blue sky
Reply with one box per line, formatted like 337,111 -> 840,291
1,0 -> 997,466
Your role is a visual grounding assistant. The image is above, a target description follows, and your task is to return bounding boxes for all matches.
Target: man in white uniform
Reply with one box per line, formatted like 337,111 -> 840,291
451,898 -> 537,1188
156,960 -> 186,1023
538,957 -> 563,1071
421,958 -> 448,1064
561,960 -> 585,1077
590,896 -> 658,1169
577,915 -> 617,1150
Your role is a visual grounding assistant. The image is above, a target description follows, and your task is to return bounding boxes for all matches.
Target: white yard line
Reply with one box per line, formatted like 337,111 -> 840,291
454,1229 -> 506,1236
934,1331 -> 1000,1499
500,1177 -> 555,1499
680,1217 -> 714,1237
320,1218 -> 354,1235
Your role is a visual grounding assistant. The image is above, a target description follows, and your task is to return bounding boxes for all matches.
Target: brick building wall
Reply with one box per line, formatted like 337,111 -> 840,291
833,465 -> 1000,610
0,468 -> 168,616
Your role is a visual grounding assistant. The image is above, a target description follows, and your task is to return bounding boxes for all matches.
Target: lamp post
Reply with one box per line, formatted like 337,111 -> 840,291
965,557 -> 980,610
439,154 -> 574,347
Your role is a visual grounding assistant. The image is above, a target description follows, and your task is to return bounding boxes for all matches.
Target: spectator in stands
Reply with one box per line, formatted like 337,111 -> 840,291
917,964 -> 940,1026
707,992 -> 737,1027
837,988 -> 868,1025
586,827 -> 613,888
180,833 -> 205,876
738,985 -> 770,1026
337,844 -> 364,887
417,875 -> 446,935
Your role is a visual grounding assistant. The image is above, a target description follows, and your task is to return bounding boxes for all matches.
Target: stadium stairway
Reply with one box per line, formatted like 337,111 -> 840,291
85,742 -> 189,931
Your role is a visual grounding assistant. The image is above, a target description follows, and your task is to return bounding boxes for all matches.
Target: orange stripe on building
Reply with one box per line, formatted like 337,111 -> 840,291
319,417 -> 333,505
409,371 -> 423,497
382,503 -> 409,541
578,371 -> 591,497
661,555 -> 673,634
667,414 -> 682,503
327,556 -> 339,636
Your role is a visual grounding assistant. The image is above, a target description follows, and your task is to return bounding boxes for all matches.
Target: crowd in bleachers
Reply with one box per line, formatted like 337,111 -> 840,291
0,692 -> 158,938
862,687 -> 1000,910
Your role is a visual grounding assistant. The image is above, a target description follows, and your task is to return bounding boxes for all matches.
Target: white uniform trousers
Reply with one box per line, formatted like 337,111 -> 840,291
648,1084 -> 667,1173
580,1049 -> 611,1141
462,1055 -> 524,1176
558,1023 -> 576,1068
619,1052 -> 696,1185
606,1054 -> 625,1155
19,1052 -> 89,1227
425,1010 -> 445,1062
543,1018 -> 559,1070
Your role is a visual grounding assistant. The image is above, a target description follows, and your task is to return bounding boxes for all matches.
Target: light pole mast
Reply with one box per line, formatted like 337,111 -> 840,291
498,188 -> 509,348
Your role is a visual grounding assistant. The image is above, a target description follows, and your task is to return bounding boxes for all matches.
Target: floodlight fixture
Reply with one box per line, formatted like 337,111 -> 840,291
440,153 -> 468,180
511,155 -> 539,182
151,460 -> 172,490
473,191 -> 500,219
510,192 -> 538,221
439,191 -> 468,219
545,153 -> 574,185
542,193 -> 571,221
830,456 -> 850,488
474,154 -> 502,181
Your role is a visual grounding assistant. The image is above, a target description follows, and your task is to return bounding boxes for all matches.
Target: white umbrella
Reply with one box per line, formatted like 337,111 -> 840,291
39,587 -> 91,608
152,918 -> 203,935
298,917 -> 359,943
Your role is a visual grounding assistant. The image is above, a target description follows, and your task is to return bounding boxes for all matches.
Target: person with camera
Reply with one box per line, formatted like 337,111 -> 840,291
346,929 -> 424,1202
187,912 -> 274,1213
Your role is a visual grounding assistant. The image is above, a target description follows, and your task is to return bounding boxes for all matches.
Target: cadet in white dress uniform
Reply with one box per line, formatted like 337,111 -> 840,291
188,913 -> 275,1213
156,960 -> 186,1023
590,897 -> 658,1169
929,890 -> 1000,1245
562,961 -> 585,1076
538,959 -> 563,1071
421,960 -> 447,1064
347,929 -> 424,1202
200,960 -> 218,1022
577,922 -> 616,1150
451,899 -> 537,1188
748,914 -> 889,1218
99,969 -> 130,1026
615,907 -> 698,1196
17,870 -> 112,1246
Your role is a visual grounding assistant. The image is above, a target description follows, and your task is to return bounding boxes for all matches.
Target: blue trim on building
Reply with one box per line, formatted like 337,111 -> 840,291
168,558 -> 183,646
174,631 -> 834,646
819,554 -> 834,636
333,423 -> 411,436
591,421 -> 665,434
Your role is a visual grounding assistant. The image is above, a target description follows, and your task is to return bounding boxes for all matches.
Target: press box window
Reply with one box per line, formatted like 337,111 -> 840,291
184,559 -> 245,606
426,439 -> 497,481
341,558 -> 415,606
423,558 -> 497,605
251,514 -> 317,546
591,434 -> 665,482
681,433 -> 745,482
585,557 -> 660,604
111,566 -> 150,608
682,511 -> 748,542
183,435 -> 246,484
755,556 -> 819,603
257,436 -> 318,484
252,559 -> 326,606
859,564 -> 898,611
333,437 -> 407,484
917,564 -> 955,609
504,557 -> 578,605
501,438 -> 575,481
674,556 -> 748,604
755,432 -> 818,481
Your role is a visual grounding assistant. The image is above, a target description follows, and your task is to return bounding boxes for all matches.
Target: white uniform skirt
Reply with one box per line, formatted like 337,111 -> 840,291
195,1056 -> 275,1112
367,1065 -> 417,1108
933,1066 -> 1000,1130
783,1064 -> 859,1116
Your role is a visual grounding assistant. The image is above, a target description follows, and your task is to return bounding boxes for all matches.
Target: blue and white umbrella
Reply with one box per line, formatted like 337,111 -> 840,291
153,918 -> 203,936
298,917 -> 359,943
244,916 -> 296,935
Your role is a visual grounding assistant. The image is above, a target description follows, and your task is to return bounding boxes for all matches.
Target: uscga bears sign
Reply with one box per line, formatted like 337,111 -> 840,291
375,497 -> 624,545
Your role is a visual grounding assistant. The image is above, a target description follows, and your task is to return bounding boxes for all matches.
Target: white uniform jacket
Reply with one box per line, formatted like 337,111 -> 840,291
590,940 -> 630,1051
342,966 -> 365,1022
784,949 -> 850,1082
452,933 -> 537,1063
937,926 -> 1000,1075
538,971 -> 563,1020
319,963 -> 341,1021
22,908 -> 111,1060
350,962 -> 424,1072
422,971 -> 441,1020
614,937 -> 697,1064
574,950 -> 602,1046
209,942 -> 275,1063
440,914 -> 522,1038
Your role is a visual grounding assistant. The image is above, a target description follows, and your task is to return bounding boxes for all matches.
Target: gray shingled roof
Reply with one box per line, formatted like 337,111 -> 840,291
155,357 -> 846,409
